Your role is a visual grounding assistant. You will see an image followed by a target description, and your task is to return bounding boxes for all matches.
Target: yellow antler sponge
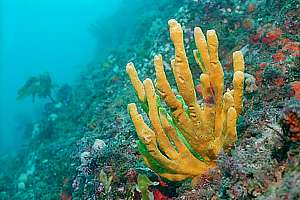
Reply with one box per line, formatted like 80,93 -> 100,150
127,19 -> 245,181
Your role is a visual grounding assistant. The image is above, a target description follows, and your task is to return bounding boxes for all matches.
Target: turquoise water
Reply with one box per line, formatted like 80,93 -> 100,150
0,0 -> 121,152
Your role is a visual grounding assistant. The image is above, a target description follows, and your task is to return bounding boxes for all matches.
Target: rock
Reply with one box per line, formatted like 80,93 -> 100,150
0,191 -> 7,198
92,139 -> 106,153
54,102 -> 63,108
80,151 -> 91,165
48,113 -> 58,121
31,123 -> 40,138
18,173 -> 28,183
17,182 -> 26,192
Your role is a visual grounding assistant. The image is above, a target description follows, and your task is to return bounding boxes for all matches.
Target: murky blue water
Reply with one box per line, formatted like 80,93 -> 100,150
0,0 -> 121,152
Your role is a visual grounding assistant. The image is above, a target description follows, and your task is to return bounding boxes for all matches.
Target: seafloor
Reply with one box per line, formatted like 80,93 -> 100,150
0,0 -> 300,199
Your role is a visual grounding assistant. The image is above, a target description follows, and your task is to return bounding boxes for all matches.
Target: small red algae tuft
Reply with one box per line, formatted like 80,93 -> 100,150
250,31 -> 263,43
274,78 -> 285,87
262,28 -> 283,45
291,81 -> 300,100
243,18 -> 253,30
255,70 -> 263,86
272,51 -> 286,62
125,168 -> 138,183
247,3 -> 256,13
280,38 -> 291,45
262,33 -> 278,44
152,189 -> 170,200
281,103 -> 300,142
283,42 -> 300,54
159,180 -> 168,187
61,191 -> 72,200
259,62 -> 268,69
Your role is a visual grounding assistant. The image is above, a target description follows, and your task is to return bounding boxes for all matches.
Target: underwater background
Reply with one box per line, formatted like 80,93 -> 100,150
0,0 -> 299,199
